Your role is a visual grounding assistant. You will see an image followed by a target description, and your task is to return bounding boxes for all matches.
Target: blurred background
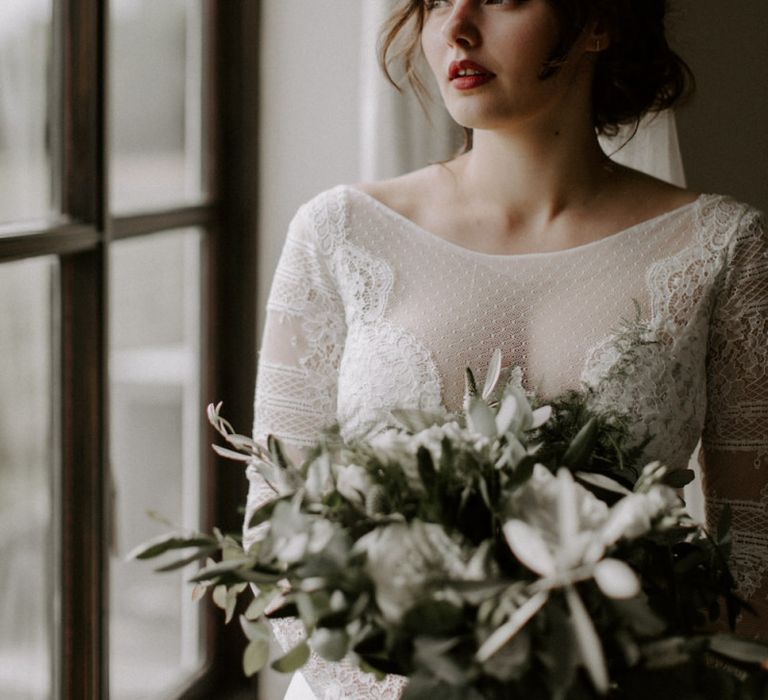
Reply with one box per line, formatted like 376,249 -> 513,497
0,1 -> 765,699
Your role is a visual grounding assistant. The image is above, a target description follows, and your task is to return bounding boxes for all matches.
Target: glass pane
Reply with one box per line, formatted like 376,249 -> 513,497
0,0 -> 55,223
109,230 -> 204,700
110,0 -> 206,212
0,257 -> 57,699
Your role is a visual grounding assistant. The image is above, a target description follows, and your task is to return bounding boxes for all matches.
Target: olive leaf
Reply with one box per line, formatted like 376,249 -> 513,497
271,641 -> 311,673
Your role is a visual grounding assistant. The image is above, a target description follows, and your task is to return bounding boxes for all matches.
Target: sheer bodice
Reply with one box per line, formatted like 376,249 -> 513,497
246,185 -> 768,699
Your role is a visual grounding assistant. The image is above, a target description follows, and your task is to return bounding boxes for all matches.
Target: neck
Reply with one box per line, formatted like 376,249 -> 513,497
449,113 -> 615,230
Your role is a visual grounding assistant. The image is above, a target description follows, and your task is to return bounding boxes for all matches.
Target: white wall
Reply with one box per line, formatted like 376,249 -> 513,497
257,1 -> 363,334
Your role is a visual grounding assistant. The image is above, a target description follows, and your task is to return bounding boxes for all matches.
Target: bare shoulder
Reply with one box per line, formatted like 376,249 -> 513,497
351,164 -> 455,220
609,165 -> 701,218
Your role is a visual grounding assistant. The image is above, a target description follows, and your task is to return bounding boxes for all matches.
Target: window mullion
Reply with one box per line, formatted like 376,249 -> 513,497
59,0 -> 110,698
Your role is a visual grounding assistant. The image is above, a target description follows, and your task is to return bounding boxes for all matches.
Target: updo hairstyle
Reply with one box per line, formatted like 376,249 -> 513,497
379,0 -> 694,138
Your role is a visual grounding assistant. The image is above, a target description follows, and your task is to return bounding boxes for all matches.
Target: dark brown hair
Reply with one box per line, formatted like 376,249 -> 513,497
379,0 -> 694,140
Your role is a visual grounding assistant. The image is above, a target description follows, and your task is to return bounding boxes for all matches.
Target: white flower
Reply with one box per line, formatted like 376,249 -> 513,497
368,428 -> 411,454
592,558 -> 641,599
354,520 -> 467,623
601,484 -> 682,546
305,453 -> 333,501
601,494 -> 653,544
413,424 -> 447,457
307,519 -> 336,554
333,464 -> 373,506
505,464 -> 610,554
492,469 -> 633,693
268,500 -> 338,564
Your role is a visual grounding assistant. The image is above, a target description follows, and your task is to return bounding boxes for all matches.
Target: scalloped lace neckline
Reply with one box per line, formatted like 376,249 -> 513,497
344,185 -> 709,260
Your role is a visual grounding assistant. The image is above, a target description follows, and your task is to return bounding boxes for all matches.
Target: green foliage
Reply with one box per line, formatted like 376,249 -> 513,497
532,387 -> 649,490
133,356 -> 767,699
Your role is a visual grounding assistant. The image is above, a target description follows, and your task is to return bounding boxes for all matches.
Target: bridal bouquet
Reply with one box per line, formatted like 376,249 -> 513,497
133,351 -> 768,699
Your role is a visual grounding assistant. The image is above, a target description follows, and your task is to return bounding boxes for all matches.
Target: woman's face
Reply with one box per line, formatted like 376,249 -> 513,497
421,0 -> 593,132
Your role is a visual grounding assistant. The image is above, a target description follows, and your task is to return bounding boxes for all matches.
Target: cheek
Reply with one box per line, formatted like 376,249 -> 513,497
420,27 -> 443,78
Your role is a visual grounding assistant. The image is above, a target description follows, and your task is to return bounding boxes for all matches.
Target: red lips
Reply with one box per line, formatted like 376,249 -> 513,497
448,59 -> 496,90
448,59 -> 495,81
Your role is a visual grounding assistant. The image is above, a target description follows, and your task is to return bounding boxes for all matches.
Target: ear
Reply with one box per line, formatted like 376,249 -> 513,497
584,19 -> 611,53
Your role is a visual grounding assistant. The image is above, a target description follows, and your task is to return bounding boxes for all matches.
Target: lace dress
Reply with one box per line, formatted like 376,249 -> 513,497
245,185 -> 768,699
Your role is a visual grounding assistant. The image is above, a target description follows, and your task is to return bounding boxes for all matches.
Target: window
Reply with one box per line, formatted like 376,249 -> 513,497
0,2 -> 259,698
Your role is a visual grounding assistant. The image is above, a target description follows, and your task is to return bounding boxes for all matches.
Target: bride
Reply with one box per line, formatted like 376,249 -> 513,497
245,0 -> 768,697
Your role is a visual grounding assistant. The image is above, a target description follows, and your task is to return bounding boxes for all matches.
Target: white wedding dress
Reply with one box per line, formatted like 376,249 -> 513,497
245,184 -> 768,699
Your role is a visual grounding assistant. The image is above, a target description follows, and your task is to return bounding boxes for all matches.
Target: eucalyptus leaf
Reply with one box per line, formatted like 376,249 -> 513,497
126,532 -> 216,561
464,367 -> 478,400
565,585 -> 609,694
271,641 -> 311,673
225,433 -> 259,450
482,348 -> 503,401
212,585 -> 228,611
610,596 -> 665,636
212,443 -> 252,462
717,504 -> 733,546
414,636 -> 467,685
248,496 -> 289,529
212,583 -> 241,622
575,471 -> 632,496
508,455 -> 536,488
502,520 -> 556,577
311,628 -> 349,662
240,615 -> 272,643
531,405 -> 553,429
661,468 -> 695,489
593,558 -> 640,599
417,447 -> 436,492
640,637 -> 693,669
189,557 -> 254,583
154,546 -> 218,572
562,417 -> 598,469
495,394 -> 518,436
296,592 -> 318,628
478,477 -> 492,510
268,434 -> 290,470
243,639 -> 270,676
245,595 -> 270,621
709,634 -> 768,664
467,397 -> 497,438
476,590 -> 548,662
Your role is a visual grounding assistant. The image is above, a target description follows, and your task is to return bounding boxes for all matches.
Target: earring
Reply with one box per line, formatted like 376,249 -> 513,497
595,39 -> 601,52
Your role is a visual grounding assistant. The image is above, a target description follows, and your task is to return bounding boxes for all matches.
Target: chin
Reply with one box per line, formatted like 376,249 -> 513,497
446,106 -> 521,133
444,95 -> 562,135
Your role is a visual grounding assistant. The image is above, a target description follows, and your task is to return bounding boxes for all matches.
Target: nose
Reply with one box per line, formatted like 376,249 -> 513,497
441,2 -> 480,49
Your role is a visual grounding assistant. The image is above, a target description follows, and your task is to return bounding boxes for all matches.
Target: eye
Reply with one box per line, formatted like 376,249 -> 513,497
424,0 -> 451,10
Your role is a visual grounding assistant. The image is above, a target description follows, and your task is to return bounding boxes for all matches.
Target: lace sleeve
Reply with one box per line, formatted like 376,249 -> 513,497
244,201 -> 348,545
701,207 -> 768,640
244,195 -> 406,699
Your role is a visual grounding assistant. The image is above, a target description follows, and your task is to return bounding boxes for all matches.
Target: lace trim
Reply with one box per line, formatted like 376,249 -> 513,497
270,617 -> 407,700
581,197 -> 767,472
703,209 -> 768,462
707,483 -> 768,601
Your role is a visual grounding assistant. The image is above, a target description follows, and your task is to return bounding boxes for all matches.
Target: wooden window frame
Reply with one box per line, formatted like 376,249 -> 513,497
0,1 -> 260,697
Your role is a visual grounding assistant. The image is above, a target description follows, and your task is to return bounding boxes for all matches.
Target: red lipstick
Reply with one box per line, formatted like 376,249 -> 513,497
448,59 -> 496,90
